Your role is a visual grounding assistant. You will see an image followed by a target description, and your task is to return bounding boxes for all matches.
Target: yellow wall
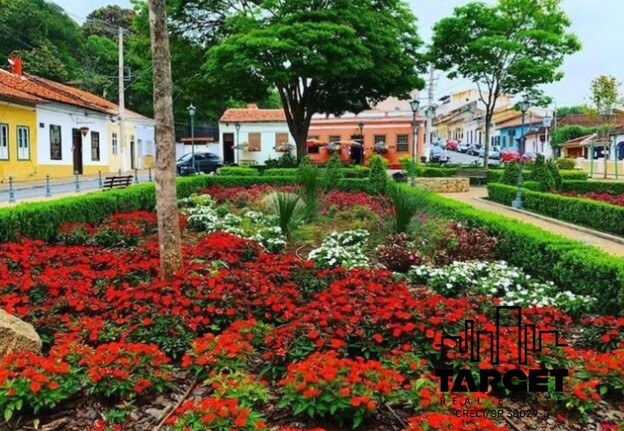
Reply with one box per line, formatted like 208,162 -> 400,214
0,102 -> 38,182
108,121 -> 139,172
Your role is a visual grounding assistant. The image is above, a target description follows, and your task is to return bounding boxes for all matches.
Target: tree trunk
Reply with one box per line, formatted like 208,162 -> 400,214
604,144 -> 609,179
148,0 -> 183,280
277,84 -> 315,160
483,111 -> 493,169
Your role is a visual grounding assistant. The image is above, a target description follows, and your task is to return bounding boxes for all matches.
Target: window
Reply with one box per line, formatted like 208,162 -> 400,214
248,133 -> 261,151
17,126 -> 29,160
91,131 -> 100,161
328,135 -> 341,143
374,135 -> 386,144
112,133 -> 118,155
396,134 -> 409,152
275,132 -> 289,151
50,125 -> 62,160
0,124 -> 7,160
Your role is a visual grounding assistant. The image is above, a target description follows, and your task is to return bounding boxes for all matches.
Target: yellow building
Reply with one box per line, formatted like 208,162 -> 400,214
0,86 -> 41,182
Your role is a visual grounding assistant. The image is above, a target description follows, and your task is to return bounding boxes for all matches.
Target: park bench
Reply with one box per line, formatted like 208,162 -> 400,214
103,175 -> 133,190
454,169 -> 488,185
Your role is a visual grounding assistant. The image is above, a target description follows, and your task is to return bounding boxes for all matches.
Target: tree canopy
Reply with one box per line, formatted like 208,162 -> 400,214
430,0 -> 581,165
203,0 -> 424,157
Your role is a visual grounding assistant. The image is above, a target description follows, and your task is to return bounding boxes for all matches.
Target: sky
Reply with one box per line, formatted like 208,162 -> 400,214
55,0 -> 624,108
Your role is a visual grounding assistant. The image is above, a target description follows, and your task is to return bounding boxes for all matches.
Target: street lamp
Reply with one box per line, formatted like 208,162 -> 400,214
234,122 -> 241,165
512,99 -> 531,209
187,104 -> 197,172
357,122 -> 365,165
410,100 -> 420,173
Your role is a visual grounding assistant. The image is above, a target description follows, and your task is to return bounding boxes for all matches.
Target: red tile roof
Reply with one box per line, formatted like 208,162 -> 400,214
0,69 -> 117,114
221,108 -> 286,123
0,82 -> 44,104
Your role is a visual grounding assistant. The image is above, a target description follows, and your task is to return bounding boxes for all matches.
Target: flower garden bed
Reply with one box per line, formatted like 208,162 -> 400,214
1,179 -> 624,431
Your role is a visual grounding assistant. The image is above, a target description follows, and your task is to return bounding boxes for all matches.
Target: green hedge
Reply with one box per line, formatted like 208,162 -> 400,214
559,180 -> 624,195
413,184 -> 624,315
264,168 -> 298,177
217,167 -> 259,176
416,167 -> 458,178
342,166 -> 370,178
487,182 -> 624,237
487,169 -> 588,184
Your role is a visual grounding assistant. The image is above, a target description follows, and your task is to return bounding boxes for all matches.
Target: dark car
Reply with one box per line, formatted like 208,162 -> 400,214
176,152 -> 223,175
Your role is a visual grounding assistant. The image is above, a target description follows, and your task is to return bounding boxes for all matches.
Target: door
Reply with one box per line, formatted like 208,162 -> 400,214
72,129 -> 83,175
351,134 -> 364,165
130,139 -> 136,170
223,133 -> 235,164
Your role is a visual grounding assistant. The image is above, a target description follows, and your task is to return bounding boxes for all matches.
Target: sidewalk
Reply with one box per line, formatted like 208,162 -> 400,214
440,187 -> 624,256
0,169 -> 153,191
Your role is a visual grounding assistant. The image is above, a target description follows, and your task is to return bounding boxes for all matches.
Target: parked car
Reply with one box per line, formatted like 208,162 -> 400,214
467,143 -> 482,156
478,145 -> 501,159
176,152 -> 223,175
458,142 -> 471,153
501,148 -> 539,163
446,140 -> 459,151
430,145 -> 444,162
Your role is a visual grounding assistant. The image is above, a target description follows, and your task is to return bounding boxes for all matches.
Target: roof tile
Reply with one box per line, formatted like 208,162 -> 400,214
221,108 -> 286,123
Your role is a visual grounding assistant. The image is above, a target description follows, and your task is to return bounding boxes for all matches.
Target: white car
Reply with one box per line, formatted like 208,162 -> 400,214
458,142 -> 470,153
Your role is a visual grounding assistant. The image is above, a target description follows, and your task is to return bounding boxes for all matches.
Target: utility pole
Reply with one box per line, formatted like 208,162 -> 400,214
118,26 -> 126,173
424,64 -> 436,160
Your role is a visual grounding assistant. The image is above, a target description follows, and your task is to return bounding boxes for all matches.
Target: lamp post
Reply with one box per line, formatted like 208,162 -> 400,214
357,121 -> 365,165
410,100 -> 421,169
235,122 -> 241,165
542,113 -> 552,155
512,99 -> 531,209
187,104 -> 197,172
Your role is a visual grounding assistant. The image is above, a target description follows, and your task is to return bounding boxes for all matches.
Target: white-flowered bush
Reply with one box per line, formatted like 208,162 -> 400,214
308,229 -> 370,269
179,195 -> 287,253
409,260 -> 595,314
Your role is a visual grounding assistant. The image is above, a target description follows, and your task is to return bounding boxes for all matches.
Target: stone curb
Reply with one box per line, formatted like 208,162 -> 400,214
475,197 -> 624,246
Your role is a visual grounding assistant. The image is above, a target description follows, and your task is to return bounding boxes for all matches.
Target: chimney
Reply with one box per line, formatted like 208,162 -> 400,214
247,103 -> 259,109
8,54 -> 22,76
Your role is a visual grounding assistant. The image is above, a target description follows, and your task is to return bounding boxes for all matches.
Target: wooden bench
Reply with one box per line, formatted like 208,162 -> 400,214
103,175 -> 133,190
454,169 -> 488,184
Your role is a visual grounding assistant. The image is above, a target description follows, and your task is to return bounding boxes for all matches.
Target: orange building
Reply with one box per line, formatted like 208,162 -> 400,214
308,111 -> 425,167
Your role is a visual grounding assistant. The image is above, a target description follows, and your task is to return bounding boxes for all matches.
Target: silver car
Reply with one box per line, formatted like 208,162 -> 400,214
458,142 -> 470,153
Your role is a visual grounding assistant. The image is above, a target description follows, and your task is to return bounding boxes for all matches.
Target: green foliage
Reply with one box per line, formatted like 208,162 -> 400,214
218,167 -> 258,176
425,187 -> 624,315
265,192 -> 305,239
387,184 -> 431,234
551,125 -> 596,147
264,168 -> 298,177
368,155 -> 388,195
342,167 -> 370,178
323,154 -> 344,191
530,154 -> 556,191
590,75 -> 621,116
488,182 -> 624,238
297,157 -> 320,221
556,105 -> 587,118
265,153 -> 299,168
203,0 -> 425,157
559,180 -> 624,195
555,158 -> 577,170
488,169 -> 587,183
501,162 -> 522,186
547,159 -> 563,190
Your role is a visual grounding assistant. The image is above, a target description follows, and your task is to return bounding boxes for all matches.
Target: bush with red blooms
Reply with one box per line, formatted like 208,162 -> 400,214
404,412 -> 507,431
321,190 -> 392,217
182,320 -> 258,377
278,352 -> 403,428
578,315 -> 624,351
561,191 -> 624,207
191,231 -> 261,265
165,397 -> 266,431
376,233 -> 423,273
433,222 -> 498,265
81,343 -> 172,400
0,351 -> 80,420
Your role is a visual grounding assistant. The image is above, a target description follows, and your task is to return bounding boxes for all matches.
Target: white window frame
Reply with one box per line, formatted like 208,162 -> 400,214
0,124 -> 8,160
112,132 -> 118,155
17,126 -> 29,160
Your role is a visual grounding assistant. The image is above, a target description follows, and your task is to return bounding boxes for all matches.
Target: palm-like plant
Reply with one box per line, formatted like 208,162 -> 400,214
387,184 -> 431,234
264,192 -> 305,239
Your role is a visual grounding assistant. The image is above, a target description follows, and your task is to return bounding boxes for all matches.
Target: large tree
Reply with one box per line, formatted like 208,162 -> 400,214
203,0 -> 424,159
430,0 -> 581,167
148,0 -> 183,279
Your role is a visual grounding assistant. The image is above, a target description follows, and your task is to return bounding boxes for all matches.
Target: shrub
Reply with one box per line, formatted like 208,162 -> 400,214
323,154 -> 344,191
342,166 -> 370,178
368,155 -> 387,195
376,233 -> 423,273
277,352 -> 403,428
555,158 -> 577,170
559,180 -> 624,195
530,154 -> 556,191
166,397 -> 265,431
218,167 -> 258,176
297,157 -> 320,221
547,159 -> 563,190
432,222 -> 498,266
265,152 -> 299,168
264,168 -> 298,177
387,184 -> 431,234
501,162 -> 522,185
81,343 -> 172,400
265,192 -> 305,239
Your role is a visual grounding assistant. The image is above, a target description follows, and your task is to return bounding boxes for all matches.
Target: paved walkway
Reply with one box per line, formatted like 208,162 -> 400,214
440,187 -> 624,256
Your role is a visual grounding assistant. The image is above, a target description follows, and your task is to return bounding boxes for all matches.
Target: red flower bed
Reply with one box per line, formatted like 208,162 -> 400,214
561,191 -> 624,207
321,190 -> 392,217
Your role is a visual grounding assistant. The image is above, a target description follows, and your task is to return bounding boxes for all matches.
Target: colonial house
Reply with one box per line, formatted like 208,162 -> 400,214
0,56 -> 154,181
218,103 -> 425,167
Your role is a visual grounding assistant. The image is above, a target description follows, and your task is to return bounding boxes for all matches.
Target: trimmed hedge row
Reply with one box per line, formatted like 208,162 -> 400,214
487,182 -> 624,237
219,166 -> 372,178
486,169 -> 588,183
559,180 -> 624,195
